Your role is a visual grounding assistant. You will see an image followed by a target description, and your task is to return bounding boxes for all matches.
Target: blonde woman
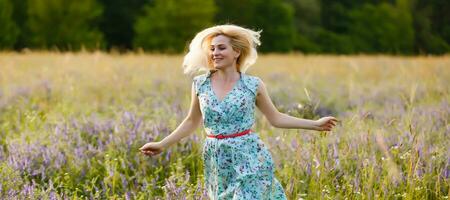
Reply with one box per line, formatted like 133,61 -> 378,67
139,24 -> 338,199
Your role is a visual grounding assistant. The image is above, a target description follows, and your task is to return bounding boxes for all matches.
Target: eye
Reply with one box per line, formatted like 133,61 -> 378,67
210,46 -> 226,51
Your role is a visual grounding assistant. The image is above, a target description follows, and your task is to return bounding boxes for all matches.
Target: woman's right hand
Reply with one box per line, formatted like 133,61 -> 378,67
139,141 -> 164,156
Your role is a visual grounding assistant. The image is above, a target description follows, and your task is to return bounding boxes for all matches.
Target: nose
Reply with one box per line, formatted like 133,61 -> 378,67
212,48 -> 220,56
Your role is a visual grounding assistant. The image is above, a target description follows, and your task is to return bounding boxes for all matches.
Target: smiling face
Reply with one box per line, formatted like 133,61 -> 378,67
209,35 -> 241,70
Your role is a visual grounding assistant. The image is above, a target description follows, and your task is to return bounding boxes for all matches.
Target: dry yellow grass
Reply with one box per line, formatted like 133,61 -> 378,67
0,52 -> 448,199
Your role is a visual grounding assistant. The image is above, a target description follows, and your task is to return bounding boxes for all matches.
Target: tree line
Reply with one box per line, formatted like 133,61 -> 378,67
0,0 -> 449,54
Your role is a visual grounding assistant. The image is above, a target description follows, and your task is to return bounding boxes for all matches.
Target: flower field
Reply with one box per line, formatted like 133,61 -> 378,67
0,52 -> 448,199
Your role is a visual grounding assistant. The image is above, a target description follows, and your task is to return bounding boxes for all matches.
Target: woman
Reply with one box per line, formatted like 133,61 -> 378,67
139,24 -> 338,199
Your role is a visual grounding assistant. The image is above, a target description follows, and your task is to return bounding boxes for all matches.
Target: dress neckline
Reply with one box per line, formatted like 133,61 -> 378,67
208,70 -> 242,103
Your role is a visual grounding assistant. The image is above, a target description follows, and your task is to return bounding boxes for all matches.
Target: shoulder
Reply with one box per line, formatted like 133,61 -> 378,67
192,73 -> 209,87
192,73 -> 210,96
242,73 -> 260,81
193,73 -> 208,82
241,73 -> 262,96
243,73 -> 263,86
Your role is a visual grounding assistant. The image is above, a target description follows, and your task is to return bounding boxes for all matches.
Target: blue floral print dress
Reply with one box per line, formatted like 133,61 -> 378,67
193,70 -> 287,200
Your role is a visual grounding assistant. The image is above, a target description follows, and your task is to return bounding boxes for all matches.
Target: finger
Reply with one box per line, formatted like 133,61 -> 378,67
142,147 -> 157,152
329,118 -> 338,123
322,123 -> 332,128
326,121 -> 336,126
144,152 -> 154,156
140,147 -> 150,151
321,126 -> 331,131
145,150 -> 161,156
142,150 -> 153,155
319,125 -> 328,130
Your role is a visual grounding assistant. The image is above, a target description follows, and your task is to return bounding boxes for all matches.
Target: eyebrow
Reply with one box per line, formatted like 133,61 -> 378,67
210,44 -> 226,47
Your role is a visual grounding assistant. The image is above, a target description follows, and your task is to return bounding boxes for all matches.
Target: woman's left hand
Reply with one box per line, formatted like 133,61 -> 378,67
313,116 -> 339,131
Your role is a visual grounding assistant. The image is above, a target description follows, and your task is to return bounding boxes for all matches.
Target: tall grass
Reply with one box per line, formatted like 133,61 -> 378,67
0,52 -> 448,199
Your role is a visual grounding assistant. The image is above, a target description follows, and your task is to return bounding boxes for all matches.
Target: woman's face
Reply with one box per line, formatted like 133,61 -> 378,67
209,35 -> 240,70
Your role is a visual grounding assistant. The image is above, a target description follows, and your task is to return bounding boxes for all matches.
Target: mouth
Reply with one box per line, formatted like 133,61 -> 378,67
213,58 -> 223,62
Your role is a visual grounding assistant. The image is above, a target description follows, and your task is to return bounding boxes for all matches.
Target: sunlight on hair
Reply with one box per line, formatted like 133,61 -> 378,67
182,24 -> 261,75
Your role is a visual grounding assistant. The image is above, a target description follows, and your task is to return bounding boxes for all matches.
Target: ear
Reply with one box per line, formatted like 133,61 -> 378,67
234,49 -> 241,59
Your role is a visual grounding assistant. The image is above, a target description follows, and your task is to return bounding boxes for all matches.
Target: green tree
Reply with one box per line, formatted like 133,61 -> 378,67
348,2 -> 414,54
133,0 -> 216,53
0,0 -> 19,49
430,0 -> 450,45
26,0 -> 104,50
320,0 -> 351,34
286,0 -> 322,52
253,0 -> 295,52
313,29 -> 355,54
215,0 -> 296,52
412,0 -> 449,54
10,0 -> 28,50
98,0 -> 148,50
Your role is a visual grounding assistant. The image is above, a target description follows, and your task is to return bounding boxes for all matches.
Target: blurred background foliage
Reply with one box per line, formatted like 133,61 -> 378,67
0,0 -> 449,54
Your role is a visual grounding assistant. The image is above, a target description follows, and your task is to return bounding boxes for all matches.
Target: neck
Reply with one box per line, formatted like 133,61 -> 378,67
213,65 -> 240,82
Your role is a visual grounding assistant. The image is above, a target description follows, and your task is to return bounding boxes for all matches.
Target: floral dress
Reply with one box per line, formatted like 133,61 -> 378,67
193,70 -> 287,200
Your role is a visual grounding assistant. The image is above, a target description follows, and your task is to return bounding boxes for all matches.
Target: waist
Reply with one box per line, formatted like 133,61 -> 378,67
206,129 -> 252,139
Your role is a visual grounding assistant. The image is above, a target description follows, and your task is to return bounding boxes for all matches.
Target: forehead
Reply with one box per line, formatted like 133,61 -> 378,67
210,35 -> 231,46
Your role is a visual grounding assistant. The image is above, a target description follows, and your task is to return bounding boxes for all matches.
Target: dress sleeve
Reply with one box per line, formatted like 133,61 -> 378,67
243,75 -> 260,96
192,76 -> 200,96
192,74 -> 205,96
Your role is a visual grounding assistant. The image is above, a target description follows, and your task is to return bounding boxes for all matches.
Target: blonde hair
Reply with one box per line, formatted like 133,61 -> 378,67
183,24 -> 261,75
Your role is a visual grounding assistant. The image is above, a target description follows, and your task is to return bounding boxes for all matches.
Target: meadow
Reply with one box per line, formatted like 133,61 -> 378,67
0,52 -> 448,199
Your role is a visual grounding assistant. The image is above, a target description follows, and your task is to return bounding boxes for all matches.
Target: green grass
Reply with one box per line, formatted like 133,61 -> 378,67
0,52 -> 448,199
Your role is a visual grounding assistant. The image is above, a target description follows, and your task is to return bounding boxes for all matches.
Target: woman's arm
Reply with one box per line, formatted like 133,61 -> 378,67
140,82 -> 202,156
255,79 -> 338,131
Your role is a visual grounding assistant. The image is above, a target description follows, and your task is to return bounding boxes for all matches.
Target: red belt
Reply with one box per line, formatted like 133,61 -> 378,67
207,129 -> 252,139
